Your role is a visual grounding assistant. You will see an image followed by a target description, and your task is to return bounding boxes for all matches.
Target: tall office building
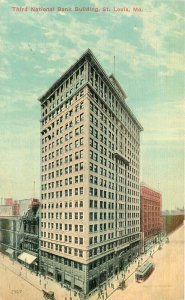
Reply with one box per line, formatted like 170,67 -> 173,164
39,49 -> 143,295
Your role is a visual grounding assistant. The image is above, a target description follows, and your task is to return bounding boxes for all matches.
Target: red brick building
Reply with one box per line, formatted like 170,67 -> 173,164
140,183 -> 163,248
4,198 -> 14,206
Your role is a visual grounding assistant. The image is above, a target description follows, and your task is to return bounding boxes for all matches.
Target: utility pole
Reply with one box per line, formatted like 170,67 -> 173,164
113,56 -> 116,76
33,181 -> 35,198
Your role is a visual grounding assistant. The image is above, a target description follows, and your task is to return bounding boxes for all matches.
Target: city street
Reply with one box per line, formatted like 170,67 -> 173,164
107,225 -> 184,300
0,225 -> 184,300
0,254 -> 80,300
0,260 -> 42,300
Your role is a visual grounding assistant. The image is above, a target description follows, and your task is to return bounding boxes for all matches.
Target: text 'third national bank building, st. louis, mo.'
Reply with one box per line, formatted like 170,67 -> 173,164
39,49 -> 143,295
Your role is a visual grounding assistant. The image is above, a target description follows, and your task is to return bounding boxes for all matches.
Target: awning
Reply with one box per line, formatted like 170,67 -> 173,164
74,278 -> 83,288
65,274 -> 71,282
48,267 -> 53,274
18,252 -> 37,265
6,248 -> 14,255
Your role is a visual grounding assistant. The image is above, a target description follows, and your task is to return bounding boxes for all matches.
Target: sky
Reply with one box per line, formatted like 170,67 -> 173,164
0,0 -> 184,210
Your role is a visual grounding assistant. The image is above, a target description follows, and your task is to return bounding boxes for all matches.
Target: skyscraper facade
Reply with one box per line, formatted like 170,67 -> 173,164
39,49 -> 143,295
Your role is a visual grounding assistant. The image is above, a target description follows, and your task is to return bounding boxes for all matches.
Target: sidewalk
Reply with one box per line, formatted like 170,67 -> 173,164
0,253 -> 81,300
89,242 -> 162,300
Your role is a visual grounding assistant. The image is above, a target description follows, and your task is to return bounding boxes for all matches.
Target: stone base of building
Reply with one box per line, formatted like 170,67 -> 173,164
39,242 -> 140,296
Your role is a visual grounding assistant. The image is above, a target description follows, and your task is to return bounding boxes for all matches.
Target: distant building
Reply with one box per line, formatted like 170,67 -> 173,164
12,201 -> 20,216
0,199 -> 21,257
5,198 -> 14,206
18,198 -> 35,216
0,198 -> 5,205
0,216 -> 22,258
0,205 -> 13,217
140,183 -> 163,251
18,199 -> 40,272
0,198 -> 40,261
0,197 -> 39,217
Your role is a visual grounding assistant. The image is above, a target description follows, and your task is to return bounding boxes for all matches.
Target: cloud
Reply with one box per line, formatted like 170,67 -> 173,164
5,0 -> 182,79
0,89 -> 43,112
158,70 -> 174,77
140,99 -> 184,144
39,67 -> 59,75
58,11 -> 66,16
0,69 -> 9,80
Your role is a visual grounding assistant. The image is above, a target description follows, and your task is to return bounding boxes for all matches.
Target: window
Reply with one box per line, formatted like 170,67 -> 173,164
79,187 -> 83,195
79,250 -> 83,257
79,225 -> 83,232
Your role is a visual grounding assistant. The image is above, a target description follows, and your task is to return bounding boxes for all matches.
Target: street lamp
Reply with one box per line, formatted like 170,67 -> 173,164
69,286 -> 72,300
25,258 -> 27,278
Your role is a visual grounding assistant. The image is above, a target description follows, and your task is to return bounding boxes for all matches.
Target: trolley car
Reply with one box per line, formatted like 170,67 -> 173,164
135,262 -> 154,282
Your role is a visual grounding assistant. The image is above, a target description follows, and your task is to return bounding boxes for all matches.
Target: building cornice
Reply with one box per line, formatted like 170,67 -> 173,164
38,49 -> 143,131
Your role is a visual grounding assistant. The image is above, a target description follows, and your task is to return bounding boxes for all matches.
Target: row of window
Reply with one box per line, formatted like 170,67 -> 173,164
41,251 -> 83,271
89,187 -> 114,200
41,162 -> 84,182
89,175 -> 114,189
41,241 -> 84,258
42,138 -> 84,162
43,199 -> 84,209
89,162 -> 114,178
89,95 -> 140,159
41,113 -> 84,145
41,232 -> 84,245
41,223 -> 84,232
41,212 -> 84,220
41,85 -> 85,119
89,223 -> 114,233
41,185 -> 84,200
43,177 -> 84,191
89,233 -> 114,244
89,200 -> 114,209
41,152 -> 84,173
89,212 -> 114,221
88,85 -> 139,140
90,137 -> 115,152
41,186 -> 84,196
89,253 -> 114,270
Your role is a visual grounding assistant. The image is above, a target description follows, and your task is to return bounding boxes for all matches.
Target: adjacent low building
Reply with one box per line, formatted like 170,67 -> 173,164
0,216 -> 22,258
0,198 -> 40,263
18,199 -> 40,272
140,183 -> 163,252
